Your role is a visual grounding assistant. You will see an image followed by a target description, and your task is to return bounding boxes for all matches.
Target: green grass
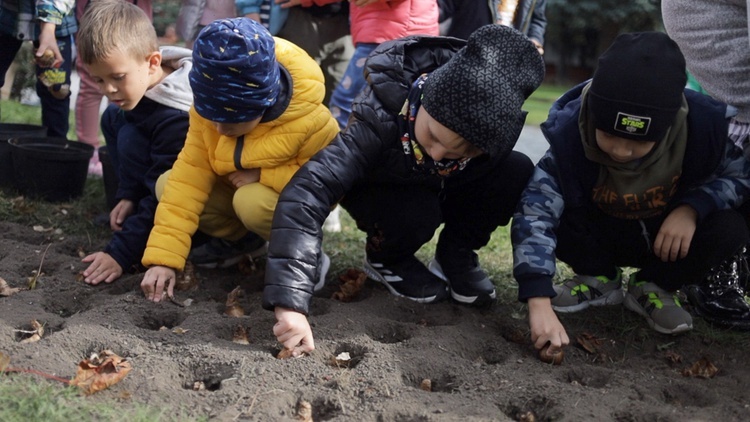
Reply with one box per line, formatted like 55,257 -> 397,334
524,83 -> 569,127
0,99 -> 78,140
0,375 -> 202,422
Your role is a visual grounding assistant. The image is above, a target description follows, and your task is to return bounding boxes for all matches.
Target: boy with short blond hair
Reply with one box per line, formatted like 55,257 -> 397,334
77,0 -> 194,285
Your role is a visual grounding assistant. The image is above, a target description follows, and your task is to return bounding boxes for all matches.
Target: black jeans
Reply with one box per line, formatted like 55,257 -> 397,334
556,207 -> 750,291
341,151 -> 533,263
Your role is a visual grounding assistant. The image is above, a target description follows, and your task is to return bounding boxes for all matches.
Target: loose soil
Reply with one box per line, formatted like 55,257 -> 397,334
0,220 -> 749,421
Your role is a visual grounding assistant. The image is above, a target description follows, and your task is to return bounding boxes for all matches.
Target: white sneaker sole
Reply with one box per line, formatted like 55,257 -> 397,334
427,259 -> 496,304
623,293 -> 693,335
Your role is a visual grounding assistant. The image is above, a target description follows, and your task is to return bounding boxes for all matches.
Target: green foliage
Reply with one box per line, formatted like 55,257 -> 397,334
524,83 -> 570,127
1,98 -> 78,140
0,375 -> 201,422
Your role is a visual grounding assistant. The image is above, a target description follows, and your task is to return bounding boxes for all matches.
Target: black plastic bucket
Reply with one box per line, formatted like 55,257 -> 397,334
9,137 -> 94,202
98,145 -> 119,210
0,124 -> 48,188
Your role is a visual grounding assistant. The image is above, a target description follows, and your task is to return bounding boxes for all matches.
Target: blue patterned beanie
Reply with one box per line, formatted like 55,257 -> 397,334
190,18 -> 280,123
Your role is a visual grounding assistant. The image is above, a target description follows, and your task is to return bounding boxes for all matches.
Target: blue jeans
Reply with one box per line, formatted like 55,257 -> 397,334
328,43 -> 377,130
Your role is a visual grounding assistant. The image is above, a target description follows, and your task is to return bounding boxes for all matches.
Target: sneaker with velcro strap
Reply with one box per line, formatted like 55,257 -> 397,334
188,231 -> 267,269
428,247 -> 496,307
624,275 -> 693,334
551,271 -> 624,313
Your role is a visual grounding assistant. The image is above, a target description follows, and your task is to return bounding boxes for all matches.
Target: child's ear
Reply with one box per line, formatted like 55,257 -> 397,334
147,51 -> 162,73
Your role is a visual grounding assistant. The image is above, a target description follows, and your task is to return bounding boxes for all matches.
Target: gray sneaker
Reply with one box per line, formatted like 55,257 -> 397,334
624,275 -> 693,334
551,271 -> 624,313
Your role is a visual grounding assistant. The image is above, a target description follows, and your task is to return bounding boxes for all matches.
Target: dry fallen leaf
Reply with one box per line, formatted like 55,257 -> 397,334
419,378 -> 432,392
232,326 -> 249,345
0,352 -> 10,372
0,277 -> 22,297
174,261 -> 198,291
225,286 -> 245,317
682,356 -> 719,379
576,332 -> 604,354
69,350 -> 132,395
297,399 -> 313,422
17,320 -> 44,343
331,269 -> 366,302
665,351 -> 682,364
172,327 -> 189,335
277,348 -> 296,359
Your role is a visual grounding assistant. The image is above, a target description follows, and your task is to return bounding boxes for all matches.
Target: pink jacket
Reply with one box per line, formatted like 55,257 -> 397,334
300,0 -> 438,45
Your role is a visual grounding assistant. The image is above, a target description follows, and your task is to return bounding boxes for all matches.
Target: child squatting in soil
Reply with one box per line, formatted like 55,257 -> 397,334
139,18 -> 338,301
263,25 -> 544,355
512,32 -> 750,354
77,0 -> 193,285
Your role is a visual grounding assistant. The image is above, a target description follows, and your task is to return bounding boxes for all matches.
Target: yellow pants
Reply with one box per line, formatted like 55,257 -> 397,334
156,170 -> 278,241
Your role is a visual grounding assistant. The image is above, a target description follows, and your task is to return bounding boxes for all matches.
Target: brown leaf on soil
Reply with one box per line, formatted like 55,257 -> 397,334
10,196 -> 34,214
225,286 -> 245,317
665,351 -> 682,364
0,277 -> 22,297
297,399 -> 313,422
576,332 -> 604,354
174,261 -> 198,291
0,352 -> 10,372
232,325 -> 250,345
419,378 -> 432,392
682,356 -> 719,379
18,320 -> 44,343
237,255 -> 258,275
69,350 -> 132,395
331,268 -> 366,302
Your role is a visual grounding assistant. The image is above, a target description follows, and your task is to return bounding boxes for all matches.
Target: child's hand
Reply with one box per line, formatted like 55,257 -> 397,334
110,199 -> 135,231
273,307 -> 315,356
244,12 -> 261,23
654,205 -> 697,262
528,297 -> 569,353
228,168 -> 260,188
141,265 -> 177,302
81,252 -> 123,285
275,0 -> 303,9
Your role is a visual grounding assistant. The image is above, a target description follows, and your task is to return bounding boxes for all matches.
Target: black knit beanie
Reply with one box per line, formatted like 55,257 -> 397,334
589,32 -> 687,142
421,25 -> 545,157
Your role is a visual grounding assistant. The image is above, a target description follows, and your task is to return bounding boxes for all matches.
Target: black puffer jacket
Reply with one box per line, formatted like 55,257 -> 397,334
263,34 -> 508,314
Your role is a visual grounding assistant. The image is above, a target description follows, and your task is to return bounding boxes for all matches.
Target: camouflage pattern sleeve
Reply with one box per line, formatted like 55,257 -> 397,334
511,151 -> 565,302
678,140 -> 750,221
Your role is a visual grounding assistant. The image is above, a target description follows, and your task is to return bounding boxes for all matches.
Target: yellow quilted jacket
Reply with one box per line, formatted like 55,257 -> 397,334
142,37 -> 339,271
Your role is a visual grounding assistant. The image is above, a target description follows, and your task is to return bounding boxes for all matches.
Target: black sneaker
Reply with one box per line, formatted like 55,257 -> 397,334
363,255 -> 449,303
428,247 -> 496,307
188,232 -> 267,269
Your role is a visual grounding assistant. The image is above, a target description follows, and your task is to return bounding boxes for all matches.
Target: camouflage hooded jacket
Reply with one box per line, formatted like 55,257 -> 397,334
511,82 -> 750,302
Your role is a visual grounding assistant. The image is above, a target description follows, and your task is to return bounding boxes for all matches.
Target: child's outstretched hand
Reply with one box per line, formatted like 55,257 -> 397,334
528,297 -> 569,353
81,252 -> 123,285
273,307 -> 315,357
110,199 -> 135,231
228,168 -> 260,188
141,265 -> 177,302
654,205 -> 697,262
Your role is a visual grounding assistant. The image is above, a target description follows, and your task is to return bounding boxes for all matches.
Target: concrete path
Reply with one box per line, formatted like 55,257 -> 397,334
514,124 -> 547,164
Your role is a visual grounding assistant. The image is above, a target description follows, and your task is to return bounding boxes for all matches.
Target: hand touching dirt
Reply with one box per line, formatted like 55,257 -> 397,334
81,252 -> 123,285
141,265 -> 177,302
273,307 -> 315,357
654,205 -> 697,262
110,199 -> 135,231
228,168 -> 260,188
528,297 -> 569,353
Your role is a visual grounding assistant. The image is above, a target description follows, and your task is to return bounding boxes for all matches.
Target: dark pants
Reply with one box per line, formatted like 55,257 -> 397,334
0,33 -> 72,139
556,207 -> 750,291
342,151 -> 533,263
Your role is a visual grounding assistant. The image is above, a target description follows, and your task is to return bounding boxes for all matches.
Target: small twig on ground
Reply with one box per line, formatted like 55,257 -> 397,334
29,243 -> 52,290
